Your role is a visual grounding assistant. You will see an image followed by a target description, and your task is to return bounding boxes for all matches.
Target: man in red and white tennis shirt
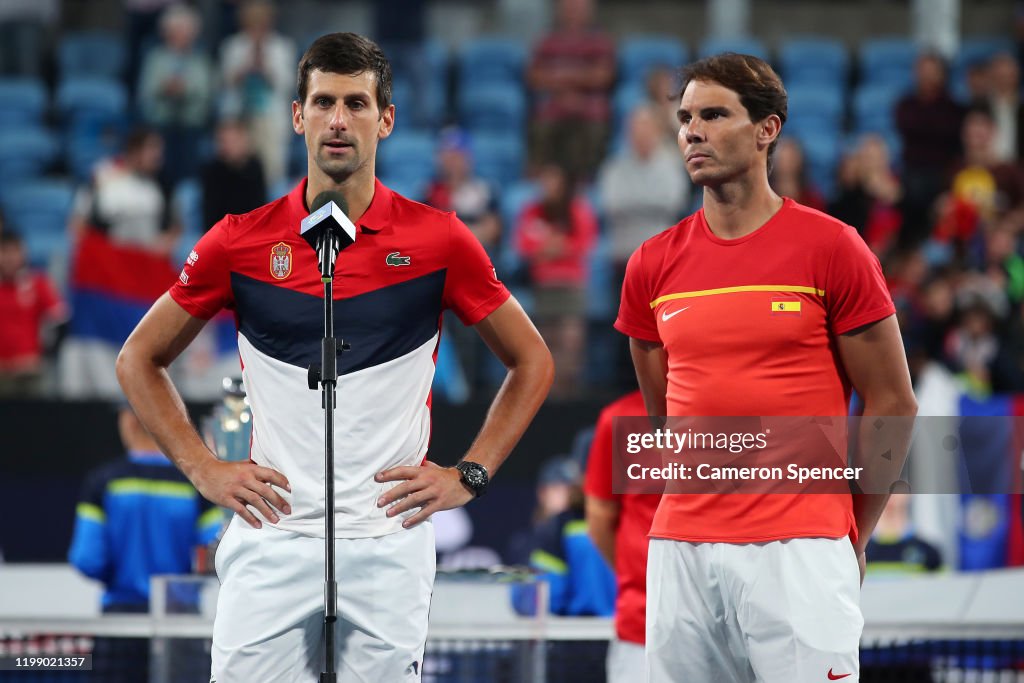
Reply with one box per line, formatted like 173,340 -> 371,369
117,33 -> 553,683
616,54 -> 918,682
584,389 -> 661,682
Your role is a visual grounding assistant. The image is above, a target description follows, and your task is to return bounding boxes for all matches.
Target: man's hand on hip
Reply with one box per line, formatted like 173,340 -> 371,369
192,459 -> 291,529
375,461 -> 475,528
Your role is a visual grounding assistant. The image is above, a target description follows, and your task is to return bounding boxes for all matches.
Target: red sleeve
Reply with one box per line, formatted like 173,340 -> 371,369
826,225 -> 896,335
583,403 -> 618,502
443,213 -> 511,325
168,216 -> 234,320
614,242 -> 660,342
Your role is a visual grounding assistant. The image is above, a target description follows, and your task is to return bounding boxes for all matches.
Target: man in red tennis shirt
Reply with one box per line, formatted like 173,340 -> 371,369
583,389 -> 661,682
615,54 -> 918,682
117,32 -> 553,683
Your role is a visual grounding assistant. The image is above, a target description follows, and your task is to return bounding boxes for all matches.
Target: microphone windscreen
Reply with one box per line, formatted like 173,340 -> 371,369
310,191 -> 349,216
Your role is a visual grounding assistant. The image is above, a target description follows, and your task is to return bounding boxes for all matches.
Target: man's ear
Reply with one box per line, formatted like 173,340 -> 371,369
758,114 -> 782,151
378,104 -> 395,141
292,99 -> 305,135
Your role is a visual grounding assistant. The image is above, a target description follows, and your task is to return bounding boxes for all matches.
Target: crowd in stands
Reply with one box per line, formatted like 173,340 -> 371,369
0,0 -> 1022,404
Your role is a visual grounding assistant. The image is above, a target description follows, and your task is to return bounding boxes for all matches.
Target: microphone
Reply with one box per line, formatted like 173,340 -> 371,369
300,191 -> 357,278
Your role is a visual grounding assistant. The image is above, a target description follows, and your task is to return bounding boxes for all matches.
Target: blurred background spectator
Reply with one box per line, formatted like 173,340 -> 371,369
985,51 -> 1022,160
896,51 -> 967,247
527,0 -> 615,179
217,0 -> 296,187
200,117 -> 267,231
769,137 -> 826,211
516,163 -> 597,397
137,3 -> 213,188
830,134 -> 904,254
0,229 -> 66,397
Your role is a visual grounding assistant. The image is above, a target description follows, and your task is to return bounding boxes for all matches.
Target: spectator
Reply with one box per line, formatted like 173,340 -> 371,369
895,51 -> 966,246
829,134 -> 903,254
985,52 -> 1023,162
0,229 -> 66,397
937,104 -> 1024,245
68,405 -> 224,682
124,0 -> 178,96
526,0 -> 616,179
515,163 -> 598,397
768,137 -> 826,211
944,280 -> 1009,393
506,456 -> 581,565
70,127 -> 180,257
424,128 -> 501,256
138,4 -> 214,187
516,455 -> 615,617
200,118 -> 267,231
866,494 -> 942,577
218,0 -> 296,186
598,105 -> 688,281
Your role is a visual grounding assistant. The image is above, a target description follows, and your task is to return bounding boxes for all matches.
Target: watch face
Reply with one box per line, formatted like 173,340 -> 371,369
459,463 -> 487,491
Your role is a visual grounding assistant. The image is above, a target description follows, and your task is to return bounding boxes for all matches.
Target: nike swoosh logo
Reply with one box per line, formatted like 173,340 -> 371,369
827,669 -> 852,680
661,306 -> 689,322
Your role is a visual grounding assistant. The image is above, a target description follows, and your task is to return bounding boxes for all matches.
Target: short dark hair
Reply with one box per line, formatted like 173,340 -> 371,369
296,33 -> 392,114
678,52 -> 788,157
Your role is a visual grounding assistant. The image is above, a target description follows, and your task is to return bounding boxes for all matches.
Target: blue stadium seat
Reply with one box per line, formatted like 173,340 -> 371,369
58,31 -> 126,79
471,132 -> 524,187
779,37 -> 849,86
859,38 -> 919,89
0,179 -> 76,266
786,83 -> 845,129
698,37 -> 769,61
383,41 -> 448,129
619,36 -> 688,86
378,174 -> 427,202
457,36 -> 527,86
852,83 -> 906,135
377,132 -> 436,181
0,127 -> 58,182
458,82 -> 527,134
56,77 -> 129,120
0,78 -> 47,127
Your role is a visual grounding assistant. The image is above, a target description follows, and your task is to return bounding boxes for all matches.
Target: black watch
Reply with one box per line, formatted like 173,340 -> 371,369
455,461 -> 489,498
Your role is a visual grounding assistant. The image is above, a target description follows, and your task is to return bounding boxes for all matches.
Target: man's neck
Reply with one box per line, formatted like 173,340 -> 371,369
305,168 -> 376,222
702,176 -> 784,240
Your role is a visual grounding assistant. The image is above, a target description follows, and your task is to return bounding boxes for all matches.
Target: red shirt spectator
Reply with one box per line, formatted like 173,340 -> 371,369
0,231 -> 66,375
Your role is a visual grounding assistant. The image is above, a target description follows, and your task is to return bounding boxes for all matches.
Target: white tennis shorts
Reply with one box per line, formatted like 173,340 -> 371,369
646,536 -> 863,683
210,516 -> 435,683
607,637 -> 646,683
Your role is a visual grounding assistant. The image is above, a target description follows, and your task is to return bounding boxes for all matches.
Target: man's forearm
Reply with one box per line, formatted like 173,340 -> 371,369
116,349 -> 215,485
851,400 -> 917,552
460,357 -> 553,476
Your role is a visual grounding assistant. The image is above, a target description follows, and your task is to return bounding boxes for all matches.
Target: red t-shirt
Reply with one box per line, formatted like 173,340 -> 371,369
515,199 -> 598,287
583,390 -> 661,644
0,271 -> 64,371
615,198 -> 895,544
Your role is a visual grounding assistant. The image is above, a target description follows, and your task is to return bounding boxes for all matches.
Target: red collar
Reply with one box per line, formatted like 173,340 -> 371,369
288,177 -> 394,234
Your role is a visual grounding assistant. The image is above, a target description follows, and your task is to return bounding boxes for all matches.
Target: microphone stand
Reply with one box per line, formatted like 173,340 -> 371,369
307,231 -> 348,683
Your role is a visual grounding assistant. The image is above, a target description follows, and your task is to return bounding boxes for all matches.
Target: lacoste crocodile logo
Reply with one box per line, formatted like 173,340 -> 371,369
386,252 -> 411,266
